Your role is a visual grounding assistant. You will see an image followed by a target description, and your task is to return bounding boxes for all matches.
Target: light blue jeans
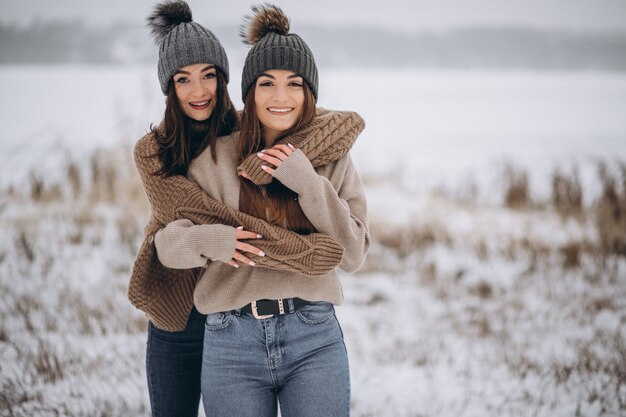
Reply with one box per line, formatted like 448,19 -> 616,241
201,301 -> 350,417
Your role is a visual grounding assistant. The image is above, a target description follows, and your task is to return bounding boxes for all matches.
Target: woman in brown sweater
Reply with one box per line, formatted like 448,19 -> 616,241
134,2 -> 363,416
154,5 -> 369,416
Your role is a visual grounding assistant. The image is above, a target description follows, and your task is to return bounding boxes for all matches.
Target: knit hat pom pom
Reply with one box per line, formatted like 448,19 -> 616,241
147,0 -> 193,44
240,3 -> 290,46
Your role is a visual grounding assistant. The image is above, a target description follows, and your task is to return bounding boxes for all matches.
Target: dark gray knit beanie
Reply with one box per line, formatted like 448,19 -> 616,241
147,0 -> 229,95
240,4 -> 318,101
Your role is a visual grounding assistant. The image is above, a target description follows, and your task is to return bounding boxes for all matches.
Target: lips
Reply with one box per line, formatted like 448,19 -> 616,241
268,107 -> 293,114
189,100 -> 210,110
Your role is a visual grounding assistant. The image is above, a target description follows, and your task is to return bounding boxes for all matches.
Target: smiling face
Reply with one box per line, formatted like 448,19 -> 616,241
254,69 -> 305,146
173,63 -> 218,121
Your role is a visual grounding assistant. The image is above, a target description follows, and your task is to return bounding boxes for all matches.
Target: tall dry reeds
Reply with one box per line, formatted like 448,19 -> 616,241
595,161 -> 626,258
503,164 -> 531,209
552,167 -> 583,218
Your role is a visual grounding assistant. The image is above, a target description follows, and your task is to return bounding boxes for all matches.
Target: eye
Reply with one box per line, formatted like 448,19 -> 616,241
258,80 -> 273,87
289,81 -> 303,88
204,72 -> 216,79
175,77 -> 188,84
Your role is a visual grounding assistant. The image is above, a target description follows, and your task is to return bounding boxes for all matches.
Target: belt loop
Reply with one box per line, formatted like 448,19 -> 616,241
287,298 -> 295,313
233,308 -> 242,317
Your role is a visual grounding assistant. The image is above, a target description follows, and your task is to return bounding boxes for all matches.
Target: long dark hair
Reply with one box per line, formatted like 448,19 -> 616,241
238,80 -> 317,233
151,68 -> 238,177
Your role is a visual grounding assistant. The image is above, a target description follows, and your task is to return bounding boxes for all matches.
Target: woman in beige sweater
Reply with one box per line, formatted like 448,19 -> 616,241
154,5 -> 369,416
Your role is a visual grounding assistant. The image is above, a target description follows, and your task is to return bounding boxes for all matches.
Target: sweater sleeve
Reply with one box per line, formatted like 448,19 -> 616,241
237,109 -> 365,185
272,150 -> 370,272
154,220 -> 236,268
133,133 -> 343,276
134,133 -> 212,226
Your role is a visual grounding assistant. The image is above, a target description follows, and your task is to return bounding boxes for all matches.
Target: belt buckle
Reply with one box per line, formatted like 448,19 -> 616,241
251,301 -> 274,319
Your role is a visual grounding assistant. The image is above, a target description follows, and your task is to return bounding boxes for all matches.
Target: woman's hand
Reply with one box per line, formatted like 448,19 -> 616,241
256,143 -> 296,175
228,226 -> 265,268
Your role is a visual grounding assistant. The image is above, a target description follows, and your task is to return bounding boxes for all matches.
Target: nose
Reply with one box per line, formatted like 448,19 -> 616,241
273,85 -> 288,102
189,78 -> 207,98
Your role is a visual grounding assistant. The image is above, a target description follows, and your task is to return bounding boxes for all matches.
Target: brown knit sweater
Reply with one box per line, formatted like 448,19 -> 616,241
155,131 -> 370,315
128,108 -> 365,331
238,108 -> 366,185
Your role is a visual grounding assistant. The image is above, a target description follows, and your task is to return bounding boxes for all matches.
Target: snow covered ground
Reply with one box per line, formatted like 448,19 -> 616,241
1,66 -> 625,416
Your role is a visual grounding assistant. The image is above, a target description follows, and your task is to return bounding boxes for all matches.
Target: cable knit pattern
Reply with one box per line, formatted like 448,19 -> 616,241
128,110 -> 357,331
129,217 -> 201,331
237,108 -> 365,185
178,200 -> 343,271
154,130 -> 368,315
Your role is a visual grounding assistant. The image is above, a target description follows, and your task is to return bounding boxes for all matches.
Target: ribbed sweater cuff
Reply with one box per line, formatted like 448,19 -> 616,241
155,221 -> 236,267
238,155 -> 271,185
197,224 -> 237,263
272,149 -> 319,194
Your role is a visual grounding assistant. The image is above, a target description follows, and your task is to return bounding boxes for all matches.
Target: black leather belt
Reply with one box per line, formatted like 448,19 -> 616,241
241,298 -> 311,319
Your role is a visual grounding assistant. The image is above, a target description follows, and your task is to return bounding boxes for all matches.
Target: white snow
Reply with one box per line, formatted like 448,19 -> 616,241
1,65 -> 625,416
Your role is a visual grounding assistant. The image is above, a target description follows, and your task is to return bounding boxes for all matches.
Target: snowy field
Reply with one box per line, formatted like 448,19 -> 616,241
1,65 -> 625,416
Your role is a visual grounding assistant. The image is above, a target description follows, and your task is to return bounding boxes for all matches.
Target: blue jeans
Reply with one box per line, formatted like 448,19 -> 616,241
146,307 -> 206,417
201,301 -> 350,417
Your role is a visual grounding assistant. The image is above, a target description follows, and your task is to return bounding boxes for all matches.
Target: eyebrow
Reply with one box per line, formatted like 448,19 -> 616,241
174,65 -> 216,76
258,72 -> 302,80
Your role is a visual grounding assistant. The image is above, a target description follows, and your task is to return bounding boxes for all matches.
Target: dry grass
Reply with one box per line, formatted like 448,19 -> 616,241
2,149 -> 626,416
595,161 -> 626,258
0,145 -> 151,416
372,222 -> 447,258
503,164 -> 531,209
559,241 -> 583,269
552,167 -> 583,218
553,329 -> 626,412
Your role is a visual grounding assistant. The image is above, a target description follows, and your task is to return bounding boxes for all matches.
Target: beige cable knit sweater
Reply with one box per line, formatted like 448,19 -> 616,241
128,109 -> 365,330
155,130 -> 370,315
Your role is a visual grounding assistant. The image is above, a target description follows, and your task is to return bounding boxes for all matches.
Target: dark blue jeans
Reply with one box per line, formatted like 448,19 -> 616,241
146,307 -> 206,417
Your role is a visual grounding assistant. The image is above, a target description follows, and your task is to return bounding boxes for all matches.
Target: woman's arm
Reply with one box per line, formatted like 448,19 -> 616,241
154,220 -> 267,269
134,134 -> 209,226
271,150 -> 370,273
134,133 -> 343,276
237,109 -> 365,185
154,220 -> 236,269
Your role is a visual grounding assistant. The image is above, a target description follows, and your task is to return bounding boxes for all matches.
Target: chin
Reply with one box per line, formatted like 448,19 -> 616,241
274,121 -> 297,131
192,113 -> 212,122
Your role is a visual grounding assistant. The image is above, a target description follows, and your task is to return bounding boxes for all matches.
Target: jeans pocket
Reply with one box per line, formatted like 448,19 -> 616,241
204,312 -> 232,331
296,301 -> 335,325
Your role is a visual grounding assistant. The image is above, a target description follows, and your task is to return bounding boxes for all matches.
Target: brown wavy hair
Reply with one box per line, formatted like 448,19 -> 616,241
238,80 -> 317,233
152,68 -> 238,177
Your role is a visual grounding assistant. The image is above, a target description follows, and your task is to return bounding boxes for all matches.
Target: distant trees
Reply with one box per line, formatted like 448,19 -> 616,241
2,21 -> 626,70
0,21 -> 153,64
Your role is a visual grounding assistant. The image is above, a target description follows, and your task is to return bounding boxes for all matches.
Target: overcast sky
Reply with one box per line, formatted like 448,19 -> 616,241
2,0 -> 626,32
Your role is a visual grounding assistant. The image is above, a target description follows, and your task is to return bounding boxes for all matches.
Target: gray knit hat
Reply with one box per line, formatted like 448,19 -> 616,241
147,0 -> 229,95
240,4 -> 318,101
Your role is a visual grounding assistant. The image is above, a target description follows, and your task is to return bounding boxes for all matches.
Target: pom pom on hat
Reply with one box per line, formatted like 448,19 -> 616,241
147,0 -> 193,44
240,4 -> 290,46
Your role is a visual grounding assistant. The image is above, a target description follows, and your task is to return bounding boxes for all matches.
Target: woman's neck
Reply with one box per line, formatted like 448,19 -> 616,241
185,115 -> 211,142
263,128 -> 280,148
186,116 -> 210,131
